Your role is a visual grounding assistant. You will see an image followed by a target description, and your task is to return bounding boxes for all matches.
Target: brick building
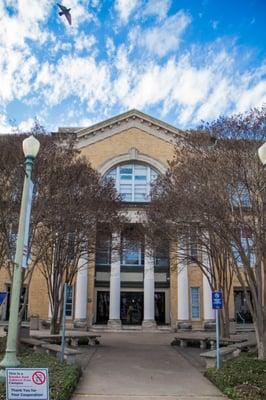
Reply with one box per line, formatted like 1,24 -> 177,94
0,110 -> 250,330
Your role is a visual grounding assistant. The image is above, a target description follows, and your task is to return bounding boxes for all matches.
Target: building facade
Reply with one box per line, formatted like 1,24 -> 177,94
0,110 -> 250,329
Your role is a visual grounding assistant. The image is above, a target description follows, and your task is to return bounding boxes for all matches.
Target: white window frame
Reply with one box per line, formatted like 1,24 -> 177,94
65,285 -> 73,319
106,163 -> 158,202
190,287 -> 200,320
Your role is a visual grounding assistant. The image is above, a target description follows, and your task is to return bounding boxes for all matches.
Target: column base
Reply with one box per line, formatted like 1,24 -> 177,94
177,321 -> 192,331
142,320 -> 157,330
73,319 -> 87,330
107,319 -> 122,330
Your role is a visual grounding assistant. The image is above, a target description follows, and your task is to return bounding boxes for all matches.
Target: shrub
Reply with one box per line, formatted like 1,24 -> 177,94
206,354 -> 266,400
0,345 -> 81,400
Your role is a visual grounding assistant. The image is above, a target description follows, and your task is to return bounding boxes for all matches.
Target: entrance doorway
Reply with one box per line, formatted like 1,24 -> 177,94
95,290 -> 166,325
155,292 -> 165,324
96,291 -> 109,324
234,289 -> 253,323
121,292 -> 143,325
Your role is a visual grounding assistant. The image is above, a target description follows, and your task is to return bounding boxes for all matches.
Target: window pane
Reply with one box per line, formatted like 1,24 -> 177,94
120,184 -> 132,201
105,164 -> 158,203
191,287 -> 200,319
96,233 -> 111,264
120,167 -> 133,174
65,285 -> 72,317
135,165 -> 147,181
134,185 -> 146,201
122,234 -> 143,265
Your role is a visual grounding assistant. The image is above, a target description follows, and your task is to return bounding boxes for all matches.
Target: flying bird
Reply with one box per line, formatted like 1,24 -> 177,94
57,3 -> 72,25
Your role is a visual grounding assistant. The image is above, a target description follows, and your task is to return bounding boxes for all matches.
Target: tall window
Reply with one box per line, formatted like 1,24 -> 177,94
96,232 -> 111,265
189,229 -> 199,262
105,163 -> 158,202
231,227 -> 256,267
190,287 -> 200,320
66,285 -> 73,318
121,228 -> 144,266
154,241 -> 169,267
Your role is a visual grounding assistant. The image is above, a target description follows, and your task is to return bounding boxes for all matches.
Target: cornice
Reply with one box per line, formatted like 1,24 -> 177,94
74,109 -> 185,149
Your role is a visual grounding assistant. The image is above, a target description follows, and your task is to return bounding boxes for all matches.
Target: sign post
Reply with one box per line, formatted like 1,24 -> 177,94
212,291 -> 223,369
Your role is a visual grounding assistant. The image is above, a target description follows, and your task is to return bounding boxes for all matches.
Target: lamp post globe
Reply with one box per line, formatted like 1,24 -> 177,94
23,135 -> 40,159
258,142 -> 266,169
0,135 -> 40,381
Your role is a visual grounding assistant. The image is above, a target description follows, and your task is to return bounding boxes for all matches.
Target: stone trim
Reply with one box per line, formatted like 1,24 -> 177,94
98,148 -> 167,175
75,109 -> 185,148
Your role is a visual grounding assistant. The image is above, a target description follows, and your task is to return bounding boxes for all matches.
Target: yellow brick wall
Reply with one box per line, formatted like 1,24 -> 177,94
28,267 -> 49,320
80,127 -> 174,170
0,123 -> 248,328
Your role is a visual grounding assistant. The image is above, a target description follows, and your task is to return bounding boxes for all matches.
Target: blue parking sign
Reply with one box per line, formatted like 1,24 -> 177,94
212,291 -> 223,309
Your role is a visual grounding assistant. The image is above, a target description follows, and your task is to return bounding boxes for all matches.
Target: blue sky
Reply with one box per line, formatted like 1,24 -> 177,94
0,0 -> 265,132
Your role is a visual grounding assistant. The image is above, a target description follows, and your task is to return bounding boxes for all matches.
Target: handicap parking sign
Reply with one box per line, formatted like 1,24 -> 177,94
212,291 -> 223,309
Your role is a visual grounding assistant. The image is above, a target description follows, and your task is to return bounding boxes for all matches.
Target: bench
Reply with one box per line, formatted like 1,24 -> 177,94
173,336 -> 209,349
32,333 -> 101,347
41,343 -> 82,364
20,338 -> 47,352
70,335 -> 101,347
233,340 -> 257,352
200,346 -> 240,369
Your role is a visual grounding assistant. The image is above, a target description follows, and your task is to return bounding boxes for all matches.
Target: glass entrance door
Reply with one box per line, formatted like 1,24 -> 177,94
96,291 -> 109,324
155,292 -> 165,324
121,292 -> 143,325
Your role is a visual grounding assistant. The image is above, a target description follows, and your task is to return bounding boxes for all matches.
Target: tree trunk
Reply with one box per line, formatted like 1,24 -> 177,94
50,302 -> 60,334
222,301 -> 230,338
254,322 -> 266,360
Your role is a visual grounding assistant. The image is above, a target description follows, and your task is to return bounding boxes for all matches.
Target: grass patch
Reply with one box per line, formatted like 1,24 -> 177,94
0,338 -> 81,400
206,354 -> 266,400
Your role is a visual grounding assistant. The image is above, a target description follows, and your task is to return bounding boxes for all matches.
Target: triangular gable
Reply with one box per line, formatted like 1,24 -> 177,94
75,109 -> 185,148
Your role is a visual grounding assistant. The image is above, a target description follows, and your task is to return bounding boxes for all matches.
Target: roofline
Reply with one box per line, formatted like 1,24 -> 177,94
74,109 -> 185,138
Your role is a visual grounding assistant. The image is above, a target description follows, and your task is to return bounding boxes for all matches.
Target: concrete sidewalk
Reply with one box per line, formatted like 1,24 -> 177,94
72,332 -> 228,400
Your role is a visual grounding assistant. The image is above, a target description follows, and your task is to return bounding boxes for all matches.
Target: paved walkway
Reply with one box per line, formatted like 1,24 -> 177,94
72,332 -> 228,400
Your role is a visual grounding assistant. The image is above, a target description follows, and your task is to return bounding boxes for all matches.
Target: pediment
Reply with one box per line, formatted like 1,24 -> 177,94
75,109 -> 185,149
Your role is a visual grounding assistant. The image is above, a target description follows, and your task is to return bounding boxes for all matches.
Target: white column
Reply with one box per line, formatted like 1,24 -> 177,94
108,232 -> 121,329
203,255 -> 215,322
142,244 -> 156,329
177,240 -> 190,329
74,253 -> 88,324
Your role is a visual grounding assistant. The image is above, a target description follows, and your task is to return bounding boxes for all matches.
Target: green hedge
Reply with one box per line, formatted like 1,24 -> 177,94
0,348 -> 81,400
206,354 -> 266,400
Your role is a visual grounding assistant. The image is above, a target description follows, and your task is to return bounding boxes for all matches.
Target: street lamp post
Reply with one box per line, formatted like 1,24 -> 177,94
258,142 -> 266,169
0,135 -> 40,380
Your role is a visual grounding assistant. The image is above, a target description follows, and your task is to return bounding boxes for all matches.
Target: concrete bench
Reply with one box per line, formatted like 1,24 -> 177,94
233,340 -> 257,352
20,338 -> 47,352
67,335 -> 101,347
200,346 -> 240,369
173,336 -> 209,349
41,343 -> 82,364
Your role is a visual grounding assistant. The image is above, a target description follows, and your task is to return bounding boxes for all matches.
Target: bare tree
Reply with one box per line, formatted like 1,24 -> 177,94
147,107 -> 266,358
0,130 -> 122,333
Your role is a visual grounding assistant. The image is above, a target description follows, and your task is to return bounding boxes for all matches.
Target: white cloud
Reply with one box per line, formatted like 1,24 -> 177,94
135,11 -> 192,57
114,0 -> 140,24
74,33 -> 96,53
106,37 -> 116,57
142,0 -> 171,21
34,55 -> 112,111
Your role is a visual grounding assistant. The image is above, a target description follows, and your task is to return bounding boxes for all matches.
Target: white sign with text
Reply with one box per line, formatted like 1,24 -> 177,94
6,368 -> 49,400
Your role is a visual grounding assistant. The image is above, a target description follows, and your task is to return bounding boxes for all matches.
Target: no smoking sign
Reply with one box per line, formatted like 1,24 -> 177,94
32,371 -> 46,385
6,368 -> 49,400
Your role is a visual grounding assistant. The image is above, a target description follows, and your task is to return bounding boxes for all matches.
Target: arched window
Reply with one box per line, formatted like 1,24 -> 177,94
105,163 -> 158,202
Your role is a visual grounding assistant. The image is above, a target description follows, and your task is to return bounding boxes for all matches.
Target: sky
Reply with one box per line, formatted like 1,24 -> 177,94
0,0 -> 265,133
